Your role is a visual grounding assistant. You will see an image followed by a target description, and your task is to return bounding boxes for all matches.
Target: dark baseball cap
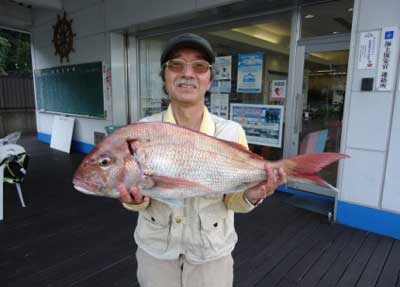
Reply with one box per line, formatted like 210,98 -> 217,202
160,33 -> 215,65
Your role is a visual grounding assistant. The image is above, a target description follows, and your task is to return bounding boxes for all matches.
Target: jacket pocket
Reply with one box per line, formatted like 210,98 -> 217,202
198,202 -> 229,251
136,205 -> 172,252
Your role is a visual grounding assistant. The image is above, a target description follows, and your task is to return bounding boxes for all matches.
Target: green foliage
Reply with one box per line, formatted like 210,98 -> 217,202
0,29 -> 32,75
0,35 -> 11,75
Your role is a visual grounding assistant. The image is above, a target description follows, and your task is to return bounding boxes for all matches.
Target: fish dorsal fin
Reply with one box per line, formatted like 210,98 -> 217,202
126,123 -> 263,161
218,139 -> 264,160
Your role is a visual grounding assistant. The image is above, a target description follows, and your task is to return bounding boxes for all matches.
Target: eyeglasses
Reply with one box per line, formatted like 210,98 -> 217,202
165,59 -> 212,74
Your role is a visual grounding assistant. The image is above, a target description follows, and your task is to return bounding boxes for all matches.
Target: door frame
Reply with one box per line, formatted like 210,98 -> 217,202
283,33 -> 350,197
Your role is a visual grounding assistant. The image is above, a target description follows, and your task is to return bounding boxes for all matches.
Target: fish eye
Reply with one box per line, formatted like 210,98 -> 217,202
98,157 -> 111,167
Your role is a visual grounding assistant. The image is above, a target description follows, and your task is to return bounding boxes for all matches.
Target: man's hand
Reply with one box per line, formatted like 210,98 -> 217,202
118,184 -> 150,205
244,164 -> 287,204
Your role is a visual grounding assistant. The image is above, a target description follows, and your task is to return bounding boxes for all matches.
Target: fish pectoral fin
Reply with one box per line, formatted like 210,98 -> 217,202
138,175 -> 155,189
150,175 -> 210,191
126,139 -> 140,155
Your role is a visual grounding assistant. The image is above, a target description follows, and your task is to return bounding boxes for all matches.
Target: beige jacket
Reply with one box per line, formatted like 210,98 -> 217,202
123,106 -> 257,264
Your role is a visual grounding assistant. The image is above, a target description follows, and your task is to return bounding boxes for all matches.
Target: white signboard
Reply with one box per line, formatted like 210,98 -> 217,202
210,93 -> 229,119
376,27 -> 400,91
270,80 -> 287,99
214,56 -> 232,80
237,52 -> 263,93
358,30 -> 379,69
50,116 -> 75,153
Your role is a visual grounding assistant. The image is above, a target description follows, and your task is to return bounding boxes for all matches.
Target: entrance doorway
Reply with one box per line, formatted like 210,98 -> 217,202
287,34 -> 350,197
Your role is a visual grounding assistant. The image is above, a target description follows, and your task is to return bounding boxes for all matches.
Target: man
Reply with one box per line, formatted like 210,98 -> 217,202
119,33 -> 287,287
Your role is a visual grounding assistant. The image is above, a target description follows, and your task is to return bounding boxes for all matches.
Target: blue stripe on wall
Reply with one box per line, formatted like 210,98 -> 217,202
37,132 -> 51,143
37,132 -> 94,154
277,185 -> 335,203
336,201 -> 400,240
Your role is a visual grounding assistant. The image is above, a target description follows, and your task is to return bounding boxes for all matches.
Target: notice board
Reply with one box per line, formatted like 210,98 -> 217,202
34,62 -> 105,118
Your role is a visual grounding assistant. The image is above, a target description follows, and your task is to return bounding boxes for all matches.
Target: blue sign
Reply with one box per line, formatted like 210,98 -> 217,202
237,52 -> 264,93
385,31 -> 394,40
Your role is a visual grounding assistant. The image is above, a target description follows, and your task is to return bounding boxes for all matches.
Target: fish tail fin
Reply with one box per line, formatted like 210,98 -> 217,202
277,152 -> 349,187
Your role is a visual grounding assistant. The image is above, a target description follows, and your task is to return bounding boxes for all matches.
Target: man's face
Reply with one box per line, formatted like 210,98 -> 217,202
164,48 -> 212,105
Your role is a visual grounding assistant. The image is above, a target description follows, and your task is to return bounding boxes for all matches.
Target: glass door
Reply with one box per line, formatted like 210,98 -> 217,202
287,35 -> 349,197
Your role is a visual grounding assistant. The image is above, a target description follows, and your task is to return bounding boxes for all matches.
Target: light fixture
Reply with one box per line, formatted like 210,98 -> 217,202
347,7 -> 353,12
304,14 -> 315,19
232,27 -> 280,44
332,31 -> 339,34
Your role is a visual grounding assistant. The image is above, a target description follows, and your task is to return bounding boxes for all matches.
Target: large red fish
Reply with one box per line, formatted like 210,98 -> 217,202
73,122 -> 348,203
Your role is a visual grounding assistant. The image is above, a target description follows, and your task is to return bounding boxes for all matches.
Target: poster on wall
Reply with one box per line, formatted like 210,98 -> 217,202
237,52 -> 264,93
358,30 -> 379,69
214,56 -> 232,80
210,80 -> 231,93
230,103 -> 284,147
376,26 -> 400,91
270,80 -> 287,100
210,93 -> 229,119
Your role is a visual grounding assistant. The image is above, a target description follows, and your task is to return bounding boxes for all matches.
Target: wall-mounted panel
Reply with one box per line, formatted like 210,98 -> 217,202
35,62 -> 105,118
340,148 -> 385,208
350,30 -> 381,92
346,91 -> 392,151
351,68 -> 378,92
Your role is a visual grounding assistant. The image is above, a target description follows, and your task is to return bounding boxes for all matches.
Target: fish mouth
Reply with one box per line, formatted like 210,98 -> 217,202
73,178 -> 101,196
73,180 -> 120,198
74,185 -> 99,196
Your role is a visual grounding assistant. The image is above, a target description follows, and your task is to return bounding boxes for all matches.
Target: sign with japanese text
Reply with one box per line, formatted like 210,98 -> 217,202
270,80 -> 287,99
237,52 -> 264,93
358,30 -> 379,69
210,80 -> 231,93
376,27 -> 400,91
214,56 -> 232,80
210,93 -> 229,119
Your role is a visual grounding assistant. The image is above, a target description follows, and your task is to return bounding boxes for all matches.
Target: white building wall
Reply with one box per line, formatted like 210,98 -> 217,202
31,0 -> 245,145
31,0 -> 112,145
382,84 -> 400,213
339,0 -> 400,213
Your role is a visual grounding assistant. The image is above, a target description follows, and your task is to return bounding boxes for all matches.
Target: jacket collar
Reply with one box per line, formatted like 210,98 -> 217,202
163,104 -> 215,136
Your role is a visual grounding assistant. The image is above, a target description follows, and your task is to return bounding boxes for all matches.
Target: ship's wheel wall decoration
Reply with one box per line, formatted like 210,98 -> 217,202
52,12 -> 76,63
